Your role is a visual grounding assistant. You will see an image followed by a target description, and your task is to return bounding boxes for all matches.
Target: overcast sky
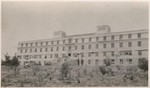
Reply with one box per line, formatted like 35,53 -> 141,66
2,1 -> 149,58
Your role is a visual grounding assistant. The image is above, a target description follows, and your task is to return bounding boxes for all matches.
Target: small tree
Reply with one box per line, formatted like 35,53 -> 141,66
4,54 -> 11,66
99,66 -> 107,75
1,60 -> 5,65
138,58 -> 148,72
11,55 -> 20,76
104,59 -> 111,66
11,55 -> 19,67
103,58 -> 114,76
60,62 -> 71,83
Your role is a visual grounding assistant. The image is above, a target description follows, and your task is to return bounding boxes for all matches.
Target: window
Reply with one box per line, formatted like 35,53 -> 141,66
111,59 -> 115,64
127,59 -> 132,64
73,53 -> 77,57
26,43 -> 28,47
120,59 -> 123,64
111,43 -> 114,48
75,39 -> 78,43
128,42 -> 132,47
63,40 -> 65,44
68,38 -> 72,43
88,53 -> 91,57
96,44 -> 99,49
95,52 -> 99,57
81,45 -> 84,50
127,51 -> 132,55
45,55 -> 47,59
89,37 -> 92,42
41,42 -> 43,46
81,53 -> 84,57
138,50 -> 142,55
40,48 -> 42,52
103,59 -> 106,64
95,60 -> 99,64
119,35 -> 123,40
25,49 -> 27,53
111,51 -> 114,56
103,44 -> 106,48
30,49 -> 32,52
138,41 -> 142,46
46,41 -> 48,45
103,52 -> 106,56
88,45 -> 91,49
62,54 -> 66,58
120,50 -> 132,56
34,55 -> 36,58
21,44 -> 23,47
96,37 -> 99,41
88,60 -> 91,64
20,49 -> 22,53
45,48 -> 48,52
68,46 -> 71,50
56,47 -> 59,51
36,42 -> 38,46
119,43 -> 123,47
30,43 -> 33,46
54,54 -> 58,58
103,36 -> 107,41
51,47 -> 53,51
137,33 -> 141,38
50,54 -> 53,58
35,49 -> 37,52
51,41 -> 53,45
39,55 -> 41,58
57,41 -> 59,44
75,46 -> 77,50
62,47 -> 65,51
82,38 -> 84,42
68,53 -> 71,56
128,34 -> 132,39
111,35 -> 114,40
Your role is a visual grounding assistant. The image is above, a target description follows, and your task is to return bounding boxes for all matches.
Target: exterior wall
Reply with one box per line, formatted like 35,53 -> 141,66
17,29 -> 148,66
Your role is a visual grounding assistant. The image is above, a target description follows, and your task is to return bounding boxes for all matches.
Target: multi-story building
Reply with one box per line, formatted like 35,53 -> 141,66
17,25 -> 148,66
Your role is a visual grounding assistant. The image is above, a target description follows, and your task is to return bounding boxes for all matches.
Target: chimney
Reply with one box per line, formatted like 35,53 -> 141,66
53,30 -> 66,38
96,25 -> 111,34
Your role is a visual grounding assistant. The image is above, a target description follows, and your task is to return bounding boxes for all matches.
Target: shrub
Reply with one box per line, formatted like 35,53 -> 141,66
11,55 -> 19,67
83,68 -> 87,75
44,62 -> 51,66
2,54 -> 11,66
138,58 -> 148,72
116,65 -> 121,70
103,59 -> 111,66
60,62 -> 71,83
99,66 -> 107,75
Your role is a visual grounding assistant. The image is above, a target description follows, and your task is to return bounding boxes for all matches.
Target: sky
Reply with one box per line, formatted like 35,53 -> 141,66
1,1 -> 149,59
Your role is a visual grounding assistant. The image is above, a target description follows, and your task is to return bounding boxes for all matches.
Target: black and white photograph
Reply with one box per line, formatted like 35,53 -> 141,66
1,1 -> 149,87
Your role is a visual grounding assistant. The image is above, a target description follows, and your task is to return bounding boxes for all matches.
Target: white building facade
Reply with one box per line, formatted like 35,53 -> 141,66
17,25 -> 148,66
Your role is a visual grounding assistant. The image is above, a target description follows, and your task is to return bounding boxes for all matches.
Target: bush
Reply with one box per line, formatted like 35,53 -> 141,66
116,65 -> 121,70
2,54 -> 20,67
11,55 -> 19,67
103,59 -> 111,66
2,55 -> 11,66
99,66 -> 107,75
138,58 -> 148,72
83,69 -> 87,75
60,62 -> 71,83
